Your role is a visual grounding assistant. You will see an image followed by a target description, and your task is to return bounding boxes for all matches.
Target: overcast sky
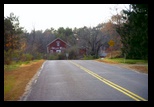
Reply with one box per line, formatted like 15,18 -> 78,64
4,4 -> 129,33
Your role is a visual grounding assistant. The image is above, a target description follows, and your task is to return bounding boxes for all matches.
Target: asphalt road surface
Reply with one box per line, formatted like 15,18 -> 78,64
23,60 -> 148,101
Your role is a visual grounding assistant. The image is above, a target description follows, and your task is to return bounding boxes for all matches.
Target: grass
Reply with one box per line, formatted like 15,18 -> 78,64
4,59 -> 45,101
4,60 -> 40,71
96,58 -> 148,74
102,50 -> 148,64
98,58 -> 148,64
83,55 -> 95,60
4,76 -> 15,95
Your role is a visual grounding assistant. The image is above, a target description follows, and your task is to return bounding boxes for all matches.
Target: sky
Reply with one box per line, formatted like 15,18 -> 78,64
4,4 -> 129,33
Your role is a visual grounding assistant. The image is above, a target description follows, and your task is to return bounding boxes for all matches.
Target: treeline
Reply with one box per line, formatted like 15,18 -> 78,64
4,4 -> 148,64
4,15 -> 121,64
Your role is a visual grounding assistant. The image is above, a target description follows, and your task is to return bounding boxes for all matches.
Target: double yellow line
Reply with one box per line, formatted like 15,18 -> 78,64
69,61 -> 147,101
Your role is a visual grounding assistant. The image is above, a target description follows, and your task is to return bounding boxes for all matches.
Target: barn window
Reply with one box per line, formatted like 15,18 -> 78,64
56,50 -> 61,53
56,41 -> 60,46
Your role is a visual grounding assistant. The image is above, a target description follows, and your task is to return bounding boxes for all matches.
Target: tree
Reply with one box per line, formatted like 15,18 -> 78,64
77,26 -> 105,58
4,13 -> 23,51
101,20 -> 121,51
4,13 -> 25,64
25,29 -> 56,55
55,27 -> 73,43
56,27 -> 65,40
116,4 -> 148,59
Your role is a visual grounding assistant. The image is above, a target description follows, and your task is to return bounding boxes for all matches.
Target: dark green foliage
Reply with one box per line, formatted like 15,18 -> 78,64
117,4 -> 148,60
56,27 -> 73,42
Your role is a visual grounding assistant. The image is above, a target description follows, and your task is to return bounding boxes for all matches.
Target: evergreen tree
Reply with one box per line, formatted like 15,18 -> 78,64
117,4 -> 148,59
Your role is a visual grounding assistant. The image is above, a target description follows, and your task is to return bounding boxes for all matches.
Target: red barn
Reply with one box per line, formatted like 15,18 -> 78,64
47,38 -> 70,53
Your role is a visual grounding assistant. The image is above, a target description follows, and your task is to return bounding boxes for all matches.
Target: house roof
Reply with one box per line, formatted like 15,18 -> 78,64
46,38 -> 71,47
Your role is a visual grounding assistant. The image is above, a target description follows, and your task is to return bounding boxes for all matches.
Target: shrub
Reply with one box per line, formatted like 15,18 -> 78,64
20,53 -> 33,61
48,54 -> 58,60
83,55 -> 95,60
35,52 -> 43,59
64,46 -> 78,59
57,53 -> 65,60
4,50 -> 13,65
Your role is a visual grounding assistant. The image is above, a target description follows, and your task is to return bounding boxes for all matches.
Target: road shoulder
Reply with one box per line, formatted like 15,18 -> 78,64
95,60 -> 148,74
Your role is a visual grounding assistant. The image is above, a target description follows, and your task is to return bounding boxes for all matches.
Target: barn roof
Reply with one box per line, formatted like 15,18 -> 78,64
46,38 -> 71,47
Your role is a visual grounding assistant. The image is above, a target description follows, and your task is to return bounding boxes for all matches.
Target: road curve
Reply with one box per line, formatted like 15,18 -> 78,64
23,60 -> 148,101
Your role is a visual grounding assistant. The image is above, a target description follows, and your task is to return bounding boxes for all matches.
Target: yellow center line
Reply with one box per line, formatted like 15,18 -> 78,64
69,61 -> 147,101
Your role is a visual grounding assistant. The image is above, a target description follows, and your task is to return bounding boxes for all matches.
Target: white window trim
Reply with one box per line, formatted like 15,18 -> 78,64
56,50 -> 61,53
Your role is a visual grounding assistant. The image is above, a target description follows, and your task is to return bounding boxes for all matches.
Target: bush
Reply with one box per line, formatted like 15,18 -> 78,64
11,50 -> 22,61
4,50 -> 13,65
83,55 -> 95,60
20,53 -> 33,61
57,53 -> 65,60
35,53 -> 43,59
48,54 -> 58,60
47,53 -> 66,60
64,46 -> 78,59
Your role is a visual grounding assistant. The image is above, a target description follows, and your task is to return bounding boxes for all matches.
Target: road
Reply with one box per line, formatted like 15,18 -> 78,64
22,60 -> 148,101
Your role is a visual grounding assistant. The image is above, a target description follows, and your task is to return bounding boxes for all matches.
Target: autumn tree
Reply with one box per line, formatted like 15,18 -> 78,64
4,13 -> 23,51
101,19 -> 122,52
4,13 -> 24,64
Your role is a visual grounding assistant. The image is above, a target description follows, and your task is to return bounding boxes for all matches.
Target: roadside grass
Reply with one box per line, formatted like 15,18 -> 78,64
4,60 -> 40,71
97,58 -> 148,64
83,55 -> 95,60
4,59 -> 45,101
4,76 -> 15,95
96,58 -> 148,74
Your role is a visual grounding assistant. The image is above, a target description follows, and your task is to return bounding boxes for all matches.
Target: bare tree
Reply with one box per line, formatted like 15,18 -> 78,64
77,26 -> 105,58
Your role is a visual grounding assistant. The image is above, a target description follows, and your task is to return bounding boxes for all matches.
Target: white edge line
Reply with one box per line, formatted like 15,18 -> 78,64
34,80 -> 37,83
41,60 -> 47,70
